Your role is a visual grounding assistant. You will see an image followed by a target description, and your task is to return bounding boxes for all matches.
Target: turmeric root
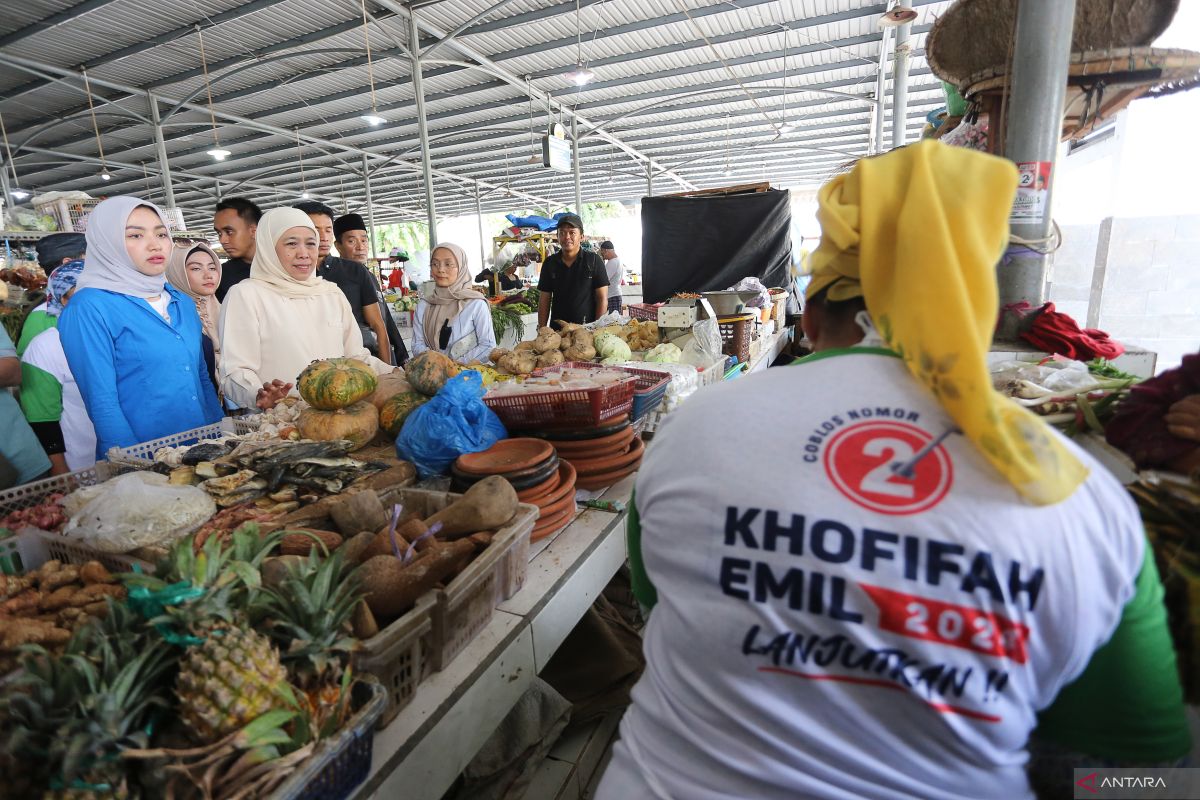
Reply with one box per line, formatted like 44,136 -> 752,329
39,585 -> 78,613
79,561 -> 114,585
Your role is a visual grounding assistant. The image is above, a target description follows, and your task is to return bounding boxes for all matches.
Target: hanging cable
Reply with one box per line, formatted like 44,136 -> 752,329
195,25 -> 223,152
80,67 -> 110,178
359,0 -> 382,119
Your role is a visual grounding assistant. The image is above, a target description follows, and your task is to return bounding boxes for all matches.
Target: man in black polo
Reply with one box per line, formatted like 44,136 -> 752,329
537,214 -> 608,327
294,201 -> 394,366
333,212 -> 409,366
212,197 -> 261,302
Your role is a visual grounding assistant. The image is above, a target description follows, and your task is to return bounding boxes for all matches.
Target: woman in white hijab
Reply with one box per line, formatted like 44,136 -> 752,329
219,208 -> 391,410
58,196 -> 223,458
412,242 -> 496,364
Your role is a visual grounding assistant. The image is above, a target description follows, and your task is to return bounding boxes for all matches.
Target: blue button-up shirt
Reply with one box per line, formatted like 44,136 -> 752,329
59,286 -> 223,458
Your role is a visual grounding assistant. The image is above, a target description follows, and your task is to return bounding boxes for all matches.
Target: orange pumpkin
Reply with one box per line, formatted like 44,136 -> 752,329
297,401 -> 379,450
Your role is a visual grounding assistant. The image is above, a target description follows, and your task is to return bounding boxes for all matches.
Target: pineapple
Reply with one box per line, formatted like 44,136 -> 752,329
253,548 -> 364,737
176,625 -> 290,742
144,524 -> 295,745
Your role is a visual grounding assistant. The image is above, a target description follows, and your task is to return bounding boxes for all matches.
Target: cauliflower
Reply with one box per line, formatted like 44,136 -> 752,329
645,343 -> 682,364
594,332 -> 632,362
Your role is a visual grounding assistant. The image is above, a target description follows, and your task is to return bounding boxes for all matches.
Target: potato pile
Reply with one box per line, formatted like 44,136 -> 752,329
489,323 -> 598,376
0,559 -> 125,669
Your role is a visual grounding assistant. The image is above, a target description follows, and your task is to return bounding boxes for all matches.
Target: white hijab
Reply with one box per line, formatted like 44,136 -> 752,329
75,195 -> 172,297
249,208 -> 341,299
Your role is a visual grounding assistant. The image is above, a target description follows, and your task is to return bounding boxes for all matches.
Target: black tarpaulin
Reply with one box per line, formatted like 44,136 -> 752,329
640,189 -> 792,303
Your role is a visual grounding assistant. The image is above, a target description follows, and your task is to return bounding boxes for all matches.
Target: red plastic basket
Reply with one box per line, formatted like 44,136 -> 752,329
483,369 -> 636,431
556,361 -> 670,423
627,303 -> 662,321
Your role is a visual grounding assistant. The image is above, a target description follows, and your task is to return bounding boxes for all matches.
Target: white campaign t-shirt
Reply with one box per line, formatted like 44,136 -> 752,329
600,349 -> 1144,800
22,328 -> 97,471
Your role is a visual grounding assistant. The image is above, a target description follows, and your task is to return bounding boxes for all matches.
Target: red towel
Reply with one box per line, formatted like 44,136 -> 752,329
1019,302 -> 1125,361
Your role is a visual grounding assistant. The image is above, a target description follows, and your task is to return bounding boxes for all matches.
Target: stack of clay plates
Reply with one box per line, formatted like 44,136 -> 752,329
532,415 -> 645,492
451,438 -> 577,541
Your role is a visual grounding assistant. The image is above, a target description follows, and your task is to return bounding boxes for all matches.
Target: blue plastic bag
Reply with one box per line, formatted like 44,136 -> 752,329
396,370 -> 507,478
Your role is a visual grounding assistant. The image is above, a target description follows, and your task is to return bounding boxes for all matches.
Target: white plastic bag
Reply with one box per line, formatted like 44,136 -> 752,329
681,318 -> 723,367
62,472 -> 217,553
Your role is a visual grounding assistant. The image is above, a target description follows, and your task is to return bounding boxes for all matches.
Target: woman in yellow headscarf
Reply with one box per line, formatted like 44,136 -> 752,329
599,141 -> 1189,800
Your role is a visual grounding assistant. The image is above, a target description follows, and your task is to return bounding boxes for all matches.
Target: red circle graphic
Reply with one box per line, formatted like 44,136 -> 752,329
822,421 -> 953,515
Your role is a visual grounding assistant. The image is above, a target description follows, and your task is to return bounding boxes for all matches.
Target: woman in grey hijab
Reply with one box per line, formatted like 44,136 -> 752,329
58,196 -> 223,458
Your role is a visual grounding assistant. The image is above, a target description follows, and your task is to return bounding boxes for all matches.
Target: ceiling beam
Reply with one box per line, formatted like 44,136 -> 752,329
0,0 -> 292,102
0,0 -> 119,48
0,53 -> 559,210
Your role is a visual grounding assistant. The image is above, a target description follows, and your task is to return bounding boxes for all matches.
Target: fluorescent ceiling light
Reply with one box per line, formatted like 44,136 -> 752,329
565,62 -> 594,86
361,114 -> 387,126
300,191 -> 311,199
723,165 -> 733,177
207,148 -> 232,161
100,169 -> 112,181
10,187 -> 30,200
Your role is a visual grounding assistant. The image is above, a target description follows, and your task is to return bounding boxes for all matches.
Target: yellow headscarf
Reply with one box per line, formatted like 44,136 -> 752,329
806,140 -> 1087,506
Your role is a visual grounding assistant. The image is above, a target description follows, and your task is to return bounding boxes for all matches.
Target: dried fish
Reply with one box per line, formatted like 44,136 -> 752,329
201,470 -> 261,495
181,442 -> 233,465
168,466 -> 198,486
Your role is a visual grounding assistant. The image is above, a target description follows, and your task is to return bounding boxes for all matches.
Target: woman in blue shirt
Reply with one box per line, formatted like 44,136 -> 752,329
59,196 -> 223,459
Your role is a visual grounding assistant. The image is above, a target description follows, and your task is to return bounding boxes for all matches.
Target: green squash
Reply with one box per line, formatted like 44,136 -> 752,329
297,358 -> 378,410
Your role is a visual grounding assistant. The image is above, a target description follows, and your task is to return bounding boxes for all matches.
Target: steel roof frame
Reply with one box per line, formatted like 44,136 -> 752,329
0,0 -> 949,230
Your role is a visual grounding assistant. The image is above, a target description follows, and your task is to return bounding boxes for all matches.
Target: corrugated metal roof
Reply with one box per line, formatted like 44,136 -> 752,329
1,0 -> 956,224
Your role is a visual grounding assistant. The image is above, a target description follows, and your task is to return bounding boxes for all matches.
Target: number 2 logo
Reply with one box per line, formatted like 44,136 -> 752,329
824,421 -> 953,515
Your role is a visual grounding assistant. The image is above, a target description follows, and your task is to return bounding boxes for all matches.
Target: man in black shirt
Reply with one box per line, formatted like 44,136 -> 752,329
295,201 -> 394,366
334,212 -> 409,366
212,197 -> 261,302
537,214 -> 608,327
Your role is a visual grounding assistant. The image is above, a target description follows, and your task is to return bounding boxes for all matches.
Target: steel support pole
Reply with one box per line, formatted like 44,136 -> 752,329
1000,0 -> 1077,314
890,21 -> 911,150
646,164 -> 653,197
474,181 -> 486,269
0,167 -> 12,210
872,27 -> 891,155
572,116 -> 583,214
148,93 -> 175,208
408,11 -> 438,247
362,154 -> 377,260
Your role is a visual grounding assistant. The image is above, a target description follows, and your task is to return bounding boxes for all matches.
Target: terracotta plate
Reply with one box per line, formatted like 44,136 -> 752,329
526,415 -> 630,442
537,468 -> 577,508
536,486 -> 577,524
516,470 -> 561,503
574,459 -> 642,491
531,506 -> 574,541
548,424 -> 635,455
572,437 -> 645,477
456,438 -> 555,476
451,454 -> 559,491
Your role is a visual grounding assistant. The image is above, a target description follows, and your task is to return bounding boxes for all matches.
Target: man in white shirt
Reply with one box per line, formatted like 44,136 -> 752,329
600,241 -> 622,314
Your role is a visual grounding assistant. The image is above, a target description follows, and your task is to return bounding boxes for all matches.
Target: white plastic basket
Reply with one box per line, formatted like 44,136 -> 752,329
106,416 -> 262,469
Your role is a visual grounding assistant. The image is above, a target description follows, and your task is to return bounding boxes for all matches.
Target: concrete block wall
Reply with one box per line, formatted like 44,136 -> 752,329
1046,214 -> 1200,372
